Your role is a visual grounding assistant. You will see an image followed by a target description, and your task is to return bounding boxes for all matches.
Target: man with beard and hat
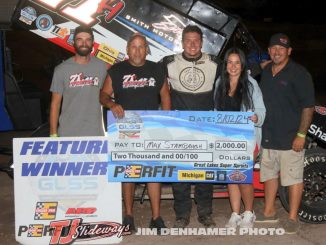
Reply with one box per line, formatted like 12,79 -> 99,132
49,25 -> 107,137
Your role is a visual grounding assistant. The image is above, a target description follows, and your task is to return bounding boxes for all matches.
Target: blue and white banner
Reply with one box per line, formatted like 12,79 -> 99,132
107,111 -> 255,183
14,137 -> 125,245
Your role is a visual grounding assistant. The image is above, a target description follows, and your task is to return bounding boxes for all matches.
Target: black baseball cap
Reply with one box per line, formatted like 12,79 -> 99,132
269,33 -> 291,48
73,25 -> 94,40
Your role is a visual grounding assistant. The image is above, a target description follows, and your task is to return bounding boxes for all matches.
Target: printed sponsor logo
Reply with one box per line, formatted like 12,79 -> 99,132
18,219 -> 130,241
124,14 -> 185,49
95,43 -> 125,65
18,224 -> 52,237
124,165 -> 142,178
51,25 -> 69,39
66,30 -> 75,46
95,50 -> 117,65
298,210 -> 326,222
27,224 -> 43,237
69,72 -> 100,87
315,106 -> 326,115
279,37 -> 289,46
152,15 -> 185,35
19,6 -> 37,25
33,0 -> 125,26
117,122 -> 142,138
65,207 -> 97,217
113,165 -> 176,178
35,14 -> 53,31
179,67 -> 205,91
216,171 -> 226,181
122,74 -> 157,89
178,170 -> 205,180
38,177 -> 98,191
228,170 -> 247,182
205,171 -> 215,180
98,43 -> 125,60
308,124 -> 326,142
34,202 -> 58,220
116,112 -> 143,139
97,0 -> 125,23
49,218 -> 130,244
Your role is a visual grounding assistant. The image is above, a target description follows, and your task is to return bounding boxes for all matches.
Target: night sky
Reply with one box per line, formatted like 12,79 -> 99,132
206,0 -> 326,94
209,0 -> 326,24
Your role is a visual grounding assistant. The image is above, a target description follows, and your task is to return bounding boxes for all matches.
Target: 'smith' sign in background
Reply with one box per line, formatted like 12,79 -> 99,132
107,111 -> 255,183
12,0 -> 226,65
14,137 -> 124,245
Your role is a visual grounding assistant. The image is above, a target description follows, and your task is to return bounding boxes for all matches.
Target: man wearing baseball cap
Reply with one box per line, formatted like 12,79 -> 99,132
256,33 -> 315,234
268,33 -> 291,48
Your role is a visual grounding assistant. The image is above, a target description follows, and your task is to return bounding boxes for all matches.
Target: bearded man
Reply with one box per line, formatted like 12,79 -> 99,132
49,25 -> 107,137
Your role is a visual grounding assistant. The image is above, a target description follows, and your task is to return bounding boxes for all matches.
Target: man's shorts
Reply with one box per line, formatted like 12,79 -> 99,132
260,148 -> 305,186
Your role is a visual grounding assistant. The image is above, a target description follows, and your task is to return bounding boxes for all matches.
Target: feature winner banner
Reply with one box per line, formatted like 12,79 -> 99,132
107,111 -> 255,183
13,137 -> 127,245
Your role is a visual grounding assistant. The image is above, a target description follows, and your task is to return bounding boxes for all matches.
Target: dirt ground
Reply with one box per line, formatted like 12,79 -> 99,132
1,169 -> 326,245
1,131 -> 326,245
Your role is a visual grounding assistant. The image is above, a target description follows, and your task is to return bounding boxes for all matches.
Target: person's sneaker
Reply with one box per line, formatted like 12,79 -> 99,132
255,212 -> 279,223
173,217 -> 190,228
123,215 -> 136,233
198,215 -> 216,228
225,212 -> 242,228
282,219 -> 300,234
239,211 -> 256,228
149,216 -> 167,235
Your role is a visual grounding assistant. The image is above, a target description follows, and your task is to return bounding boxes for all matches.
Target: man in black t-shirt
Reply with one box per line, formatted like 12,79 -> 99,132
256,33 -> 315,234
100,33 -> 171,233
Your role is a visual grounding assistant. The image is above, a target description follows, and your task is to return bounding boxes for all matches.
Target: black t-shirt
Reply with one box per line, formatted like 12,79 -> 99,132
224,95 -> 241,111
260,59 -> 315,150
108,60 -> 164,110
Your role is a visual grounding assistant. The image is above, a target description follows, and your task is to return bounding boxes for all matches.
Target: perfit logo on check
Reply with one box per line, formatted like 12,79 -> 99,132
114,165 -> 176,178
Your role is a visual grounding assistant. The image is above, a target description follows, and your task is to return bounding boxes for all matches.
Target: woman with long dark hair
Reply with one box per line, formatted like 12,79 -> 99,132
214,47 -> 265,228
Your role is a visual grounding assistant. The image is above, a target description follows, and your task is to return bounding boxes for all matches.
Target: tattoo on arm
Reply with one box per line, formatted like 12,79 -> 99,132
298,107 -> 314,134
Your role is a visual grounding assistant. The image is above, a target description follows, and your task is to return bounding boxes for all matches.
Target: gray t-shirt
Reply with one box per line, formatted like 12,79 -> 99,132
50,56 -> 107,136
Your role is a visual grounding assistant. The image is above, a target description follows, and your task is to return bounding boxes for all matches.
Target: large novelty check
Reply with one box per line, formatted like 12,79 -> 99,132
107,111 -> 255,183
